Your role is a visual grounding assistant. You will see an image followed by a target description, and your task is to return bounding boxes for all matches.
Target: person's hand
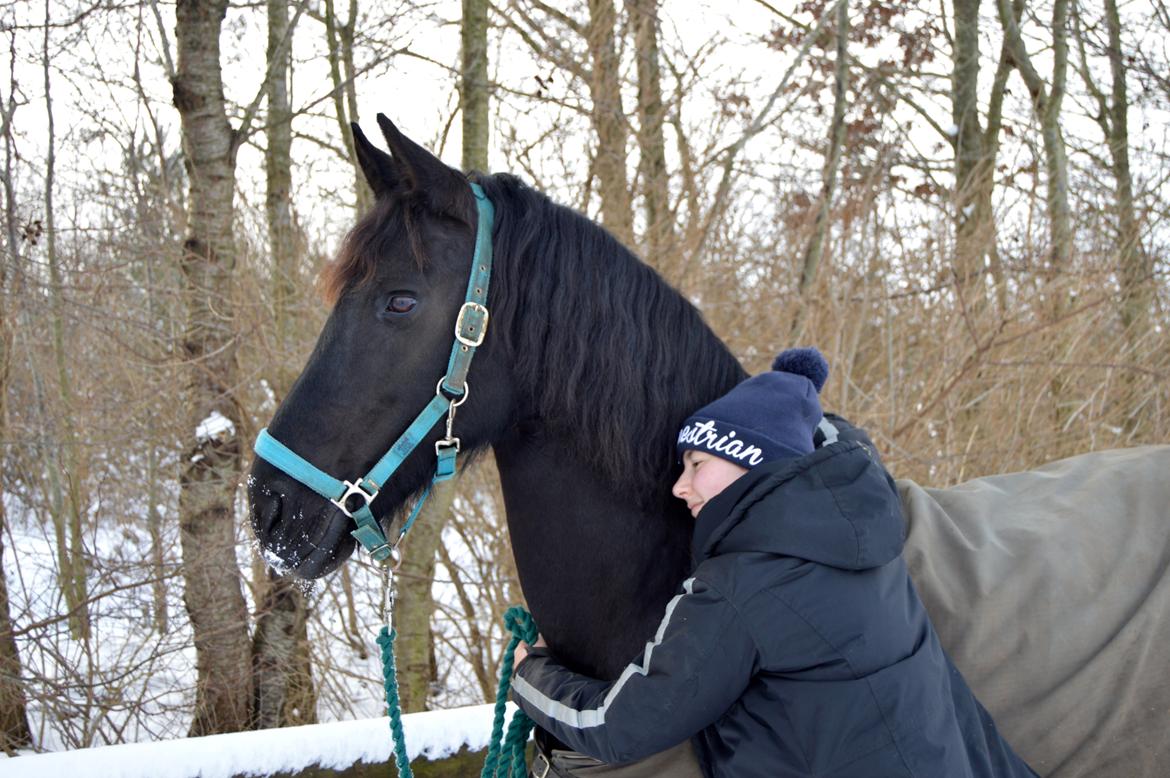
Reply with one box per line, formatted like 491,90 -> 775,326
514,634 -> 547,667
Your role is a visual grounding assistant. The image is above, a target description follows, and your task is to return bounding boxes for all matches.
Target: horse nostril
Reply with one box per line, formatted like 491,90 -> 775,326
258,493 -> 283,535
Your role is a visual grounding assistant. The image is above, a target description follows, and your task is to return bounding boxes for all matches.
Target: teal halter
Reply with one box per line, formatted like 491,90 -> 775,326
253,182 -> 495,565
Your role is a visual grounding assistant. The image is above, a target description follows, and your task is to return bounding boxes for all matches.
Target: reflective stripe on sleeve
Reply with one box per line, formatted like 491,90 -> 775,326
512,577 -> 697,730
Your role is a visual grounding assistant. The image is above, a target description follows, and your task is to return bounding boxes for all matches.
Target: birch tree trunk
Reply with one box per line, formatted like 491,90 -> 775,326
172,0 -> 253,736
393,494 -> 446,712
587,0 -> 634,247
461,0 -> 489,173
251,0 -> 317,729
630,0 -> 672,271
253,571 -> 317,726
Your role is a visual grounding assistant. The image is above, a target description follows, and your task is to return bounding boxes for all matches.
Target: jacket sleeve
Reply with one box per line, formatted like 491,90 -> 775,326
511,576 -> 757,765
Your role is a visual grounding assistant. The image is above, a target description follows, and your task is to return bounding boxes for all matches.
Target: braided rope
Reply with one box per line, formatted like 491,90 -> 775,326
481,606 -> 539,778
378,607 -> 538,778
377,627 -> 413,778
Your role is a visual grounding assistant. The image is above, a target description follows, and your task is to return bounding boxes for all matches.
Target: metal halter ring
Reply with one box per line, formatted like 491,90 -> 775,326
436,377 -> 470,406
384,543 -> 404,571
331,478 -> 379,519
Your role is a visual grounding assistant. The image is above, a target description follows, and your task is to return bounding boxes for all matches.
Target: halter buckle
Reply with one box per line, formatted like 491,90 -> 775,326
331,478 -> 379,518
455,302 -> 489,348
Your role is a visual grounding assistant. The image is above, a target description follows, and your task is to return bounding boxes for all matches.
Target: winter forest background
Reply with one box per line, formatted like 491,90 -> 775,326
0,0 -> 1167,760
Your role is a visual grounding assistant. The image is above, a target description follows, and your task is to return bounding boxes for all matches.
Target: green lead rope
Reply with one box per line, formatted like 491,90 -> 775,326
481,606 -> 538,778
377,627 -> 414,778
378,606 -> 538,778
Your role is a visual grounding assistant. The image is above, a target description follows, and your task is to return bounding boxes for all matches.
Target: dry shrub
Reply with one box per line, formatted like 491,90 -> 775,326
693,202 -> 1167,488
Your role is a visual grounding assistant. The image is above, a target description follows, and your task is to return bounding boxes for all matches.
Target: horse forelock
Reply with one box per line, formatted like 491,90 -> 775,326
479,174 -> 747,507
318,186 -> 474,306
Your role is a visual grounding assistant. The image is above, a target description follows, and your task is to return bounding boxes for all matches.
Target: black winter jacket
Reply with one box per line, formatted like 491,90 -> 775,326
513,438 -> 1038,777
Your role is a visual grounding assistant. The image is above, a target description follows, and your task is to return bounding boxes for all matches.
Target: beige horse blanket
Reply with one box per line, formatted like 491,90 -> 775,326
543,446 -> 1170,777
899,444 -> 1170,777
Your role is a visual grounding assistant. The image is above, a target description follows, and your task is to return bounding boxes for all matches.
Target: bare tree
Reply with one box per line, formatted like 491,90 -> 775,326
323,0 -> 372,214
587,0 -> 634,246
251,0 -> 317,729
0,50 -> 31,752
1072,0 -> 1157,436
1072,0 -> 1151,338
997,0 -> 1073,273
42,0 -> 90,641
794,0 -> 850,336
462,0 -> 490,173
394,497 -> 447,712
172,0 -> 253,735
267,0 -> 300,401
629,0 -> 672,268
0,498 -> 29,753
951,0 -> 993,293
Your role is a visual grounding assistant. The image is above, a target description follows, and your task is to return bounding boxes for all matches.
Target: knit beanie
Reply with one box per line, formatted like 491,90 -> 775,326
676,347 -> 829,468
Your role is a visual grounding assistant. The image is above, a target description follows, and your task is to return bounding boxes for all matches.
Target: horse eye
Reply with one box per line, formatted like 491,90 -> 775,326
386,295 -> 417,314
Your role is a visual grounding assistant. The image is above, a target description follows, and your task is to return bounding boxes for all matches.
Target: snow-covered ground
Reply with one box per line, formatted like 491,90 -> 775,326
1,466 -> 517,751
2,488 -> 197,748
0,703 -> 523,777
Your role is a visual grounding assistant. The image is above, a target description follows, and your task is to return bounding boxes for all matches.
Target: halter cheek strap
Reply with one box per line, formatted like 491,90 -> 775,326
253,182 -> 495,565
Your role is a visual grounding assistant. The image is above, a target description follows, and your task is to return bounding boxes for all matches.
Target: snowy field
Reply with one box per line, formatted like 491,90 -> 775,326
1,478 -> 516,753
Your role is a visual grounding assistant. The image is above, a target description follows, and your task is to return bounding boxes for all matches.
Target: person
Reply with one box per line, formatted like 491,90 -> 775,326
511,348 -> 1038,778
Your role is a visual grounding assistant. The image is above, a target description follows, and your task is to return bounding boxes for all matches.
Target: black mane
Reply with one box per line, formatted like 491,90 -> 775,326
477,173 -> 747,508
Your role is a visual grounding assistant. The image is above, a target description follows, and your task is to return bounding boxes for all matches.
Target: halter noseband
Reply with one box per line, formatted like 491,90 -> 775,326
253,182 -> 495,566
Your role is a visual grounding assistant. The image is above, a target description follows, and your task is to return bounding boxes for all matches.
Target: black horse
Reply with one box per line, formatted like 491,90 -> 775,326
249,114 -> 746,681
249,117 -> 1170,777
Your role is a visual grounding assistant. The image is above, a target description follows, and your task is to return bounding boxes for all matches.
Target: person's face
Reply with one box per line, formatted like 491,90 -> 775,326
672,450 -> 749,519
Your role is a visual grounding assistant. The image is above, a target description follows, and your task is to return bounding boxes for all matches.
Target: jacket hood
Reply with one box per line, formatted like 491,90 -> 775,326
692,441 -> 905,570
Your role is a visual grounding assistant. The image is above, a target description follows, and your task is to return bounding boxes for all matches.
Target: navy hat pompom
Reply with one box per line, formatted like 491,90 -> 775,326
677,346 -> 831,469
772,347 -> 829,393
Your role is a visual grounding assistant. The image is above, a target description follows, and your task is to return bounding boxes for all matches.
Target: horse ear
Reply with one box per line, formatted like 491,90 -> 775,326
375,113 -> 466,213
351,122 -> 399,198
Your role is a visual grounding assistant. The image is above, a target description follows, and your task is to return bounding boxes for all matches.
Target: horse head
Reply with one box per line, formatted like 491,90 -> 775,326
249,115 -> 514,578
